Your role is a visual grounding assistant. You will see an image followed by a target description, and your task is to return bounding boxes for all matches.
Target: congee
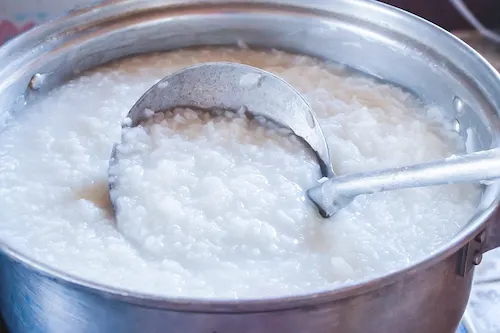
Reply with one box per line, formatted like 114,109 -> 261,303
0,48 -> 479,299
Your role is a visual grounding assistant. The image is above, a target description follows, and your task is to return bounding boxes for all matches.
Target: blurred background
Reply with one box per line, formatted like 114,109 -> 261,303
383,0 -> 500,30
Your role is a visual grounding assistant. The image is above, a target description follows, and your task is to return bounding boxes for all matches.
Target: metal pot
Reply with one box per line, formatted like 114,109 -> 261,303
0,1 -> 500,332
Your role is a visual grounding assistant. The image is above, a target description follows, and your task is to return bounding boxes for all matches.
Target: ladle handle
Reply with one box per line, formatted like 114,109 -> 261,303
307,148 -> 500,217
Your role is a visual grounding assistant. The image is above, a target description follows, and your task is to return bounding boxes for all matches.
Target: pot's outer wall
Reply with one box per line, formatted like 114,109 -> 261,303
1,1 -> 500,333
0,251 -> 473,333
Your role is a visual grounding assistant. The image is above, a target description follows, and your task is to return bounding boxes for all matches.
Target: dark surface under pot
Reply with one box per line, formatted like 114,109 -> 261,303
1,316 -> 7,333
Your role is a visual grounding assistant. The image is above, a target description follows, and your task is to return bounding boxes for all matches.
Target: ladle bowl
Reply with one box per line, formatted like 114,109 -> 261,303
108,62 -> 334,201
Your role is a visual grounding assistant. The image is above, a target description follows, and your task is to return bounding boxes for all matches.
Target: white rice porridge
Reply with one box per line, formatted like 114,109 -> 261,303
0,48 -> 479,299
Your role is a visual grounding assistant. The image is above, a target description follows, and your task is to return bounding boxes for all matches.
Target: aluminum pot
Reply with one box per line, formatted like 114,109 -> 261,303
1,1 -> 500,332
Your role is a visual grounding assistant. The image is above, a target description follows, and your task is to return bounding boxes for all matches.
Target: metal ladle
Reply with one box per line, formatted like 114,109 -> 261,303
307,148 -> 500,217
108,62 -> 335,197
109,62 -> 500,220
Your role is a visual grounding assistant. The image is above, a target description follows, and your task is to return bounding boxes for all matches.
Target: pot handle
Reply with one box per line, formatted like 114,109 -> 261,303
484,207 -> 500,253
450,0 -> 500,44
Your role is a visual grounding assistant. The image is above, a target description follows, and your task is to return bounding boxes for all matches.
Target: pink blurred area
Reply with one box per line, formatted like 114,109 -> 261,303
0,20 -> 36,45
0,0 -> 99,45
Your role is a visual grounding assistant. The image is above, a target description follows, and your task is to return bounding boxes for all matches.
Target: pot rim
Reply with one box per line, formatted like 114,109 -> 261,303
0,0 -> 499,313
